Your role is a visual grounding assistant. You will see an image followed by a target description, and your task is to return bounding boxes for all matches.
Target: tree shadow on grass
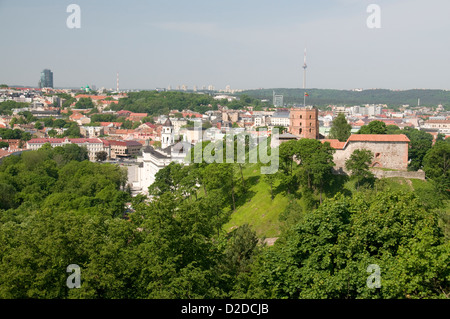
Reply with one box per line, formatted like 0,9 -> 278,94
324,174 -> 352,198
234,175 -> 259,208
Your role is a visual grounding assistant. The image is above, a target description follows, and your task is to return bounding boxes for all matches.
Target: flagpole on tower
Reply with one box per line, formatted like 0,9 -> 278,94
302,48 -> 307,107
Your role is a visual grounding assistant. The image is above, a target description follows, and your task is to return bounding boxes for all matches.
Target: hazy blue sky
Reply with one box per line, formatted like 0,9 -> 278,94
1,0 -> 450,90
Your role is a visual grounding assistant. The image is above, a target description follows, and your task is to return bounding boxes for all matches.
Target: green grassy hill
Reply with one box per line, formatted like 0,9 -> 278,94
223,164 -> 288,238
224,164 -> 446,239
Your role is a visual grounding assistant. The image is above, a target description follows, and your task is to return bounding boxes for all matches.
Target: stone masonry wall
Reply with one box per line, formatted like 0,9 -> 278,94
333,141 -> 409,171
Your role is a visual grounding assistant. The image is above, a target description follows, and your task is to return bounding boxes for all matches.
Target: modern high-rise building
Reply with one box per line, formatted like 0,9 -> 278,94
39,69 -> 53,88
273,91 -> 284,107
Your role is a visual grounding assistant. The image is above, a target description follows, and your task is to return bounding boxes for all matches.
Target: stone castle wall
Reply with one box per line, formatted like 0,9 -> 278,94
332,141 -> 409,171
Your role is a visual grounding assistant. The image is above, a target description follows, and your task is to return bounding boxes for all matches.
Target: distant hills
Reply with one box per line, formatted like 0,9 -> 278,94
237,88 -> 450,108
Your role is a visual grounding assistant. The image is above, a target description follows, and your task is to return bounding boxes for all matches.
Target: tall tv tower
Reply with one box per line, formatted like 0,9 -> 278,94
302,48 -> 307,89
116,72 -> 119,93
303,48 -> 308,107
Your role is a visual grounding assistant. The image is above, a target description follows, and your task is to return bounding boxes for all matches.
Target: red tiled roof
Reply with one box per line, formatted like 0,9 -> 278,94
117,110 -> 132,115
348,134 -> 410,143
144,122 -> 157,128
70,113 -> 85,119
75,95 -> 108,100
108,140 -> 142,147
113,129 -> 134,134
322,139 -> 346,149
426,119 -> 450,124
28,138 -> 67,144
0,149 -> 12,158
69,138 -> 103,144
128,113 -> 148,117
99,122 -> 122,127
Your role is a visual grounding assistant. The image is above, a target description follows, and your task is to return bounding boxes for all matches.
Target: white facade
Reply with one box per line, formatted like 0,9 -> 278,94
269,112 -> 290,127
26,138 -> 108,162
133,141 -> 192,194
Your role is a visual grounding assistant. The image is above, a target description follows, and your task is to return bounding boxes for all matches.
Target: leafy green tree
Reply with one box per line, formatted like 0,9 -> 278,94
386,124 -> 402,134
0,141 -> 9,149
436,133 -> 446,142
278,194 -> 303,231
148,162 -> 185,197
48,129 -> 58,137
34,121 -> 43,130
263,173 -> 277,200
0,100 -> 29,115
422,141 -> 450,195
121,120 -> 133,129
345,149 -> 374,189
95,151 -> 108,162
295,139 -> 335,203
329,113 -> 352,142
63,123 -> 81,138
402,127 -> 433,171
243,191 -> 449,299
42,117 -> 54,127
75,97 -> 94,109
90,113 -> 118,123
221,224 -> 262,296
358,120 -> 387,134
53,119 -> 67,128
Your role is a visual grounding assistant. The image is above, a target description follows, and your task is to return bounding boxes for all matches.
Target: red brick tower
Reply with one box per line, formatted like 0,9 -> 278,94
289,107 -> 319,139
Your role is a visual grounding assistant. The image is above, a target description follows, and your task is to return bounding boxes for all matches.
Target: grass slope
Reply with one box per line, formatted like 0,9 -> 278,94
223,164 -> 288,238
225,163 -> 444,239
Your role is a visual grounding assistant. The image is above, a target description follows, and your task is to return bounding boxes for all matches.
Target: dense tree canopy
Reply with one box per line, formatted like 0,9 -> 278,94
0,135 -> 448,300
358,121 -> 387,134
240,191 -> 449,299
0,128 -> 32,141
0,100 -> 30,115
74,97 -> 94,109
423,140 -> 450,195
345,149 -> 374,188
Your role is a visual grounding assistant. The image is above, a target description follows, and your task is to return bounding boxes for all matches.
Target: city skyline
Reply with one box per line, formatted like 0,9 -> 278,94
1,0 -> 450,91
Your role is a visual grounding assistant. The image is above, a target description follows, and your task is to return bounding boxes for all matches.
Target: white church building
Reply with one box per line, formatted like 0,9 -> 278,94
129,119 -> 192,195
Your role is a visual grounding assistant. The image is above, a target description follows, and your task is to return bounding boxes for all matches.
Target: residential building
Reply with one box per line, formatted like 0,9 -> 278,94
108,140 -> 143,159
422,119 -> 450,134
80,126 -> 104,138
26,137 -> 108,161
269,111 -> 290,127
